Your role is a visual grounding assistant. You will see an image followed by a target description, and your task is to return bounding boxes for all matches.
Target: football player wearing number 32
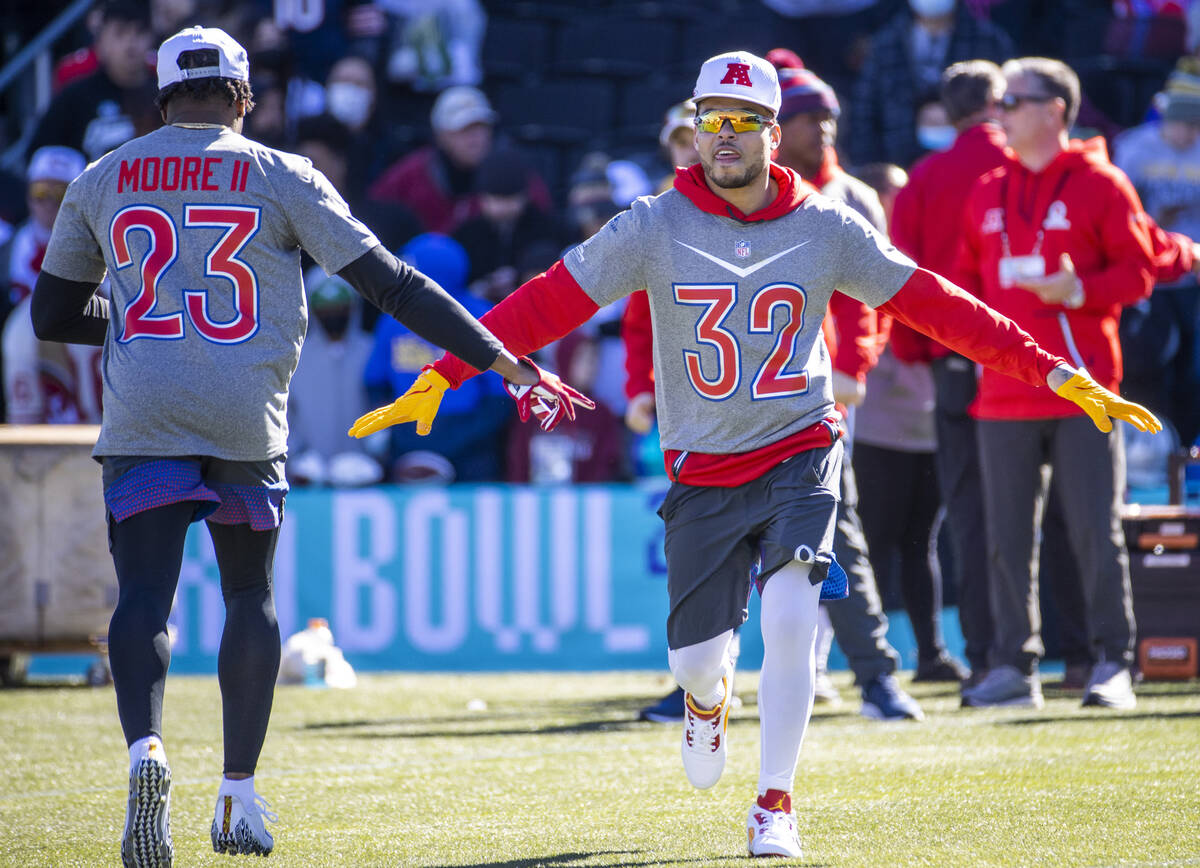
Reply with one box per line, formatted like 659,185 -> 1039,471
30,26 -> 588,868
352,50 -> 1161,860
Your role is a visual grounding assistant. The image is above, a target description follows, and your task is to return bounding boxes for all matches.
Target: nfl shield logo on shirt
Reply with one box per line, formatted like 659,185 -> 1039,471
734,240 -> 751,259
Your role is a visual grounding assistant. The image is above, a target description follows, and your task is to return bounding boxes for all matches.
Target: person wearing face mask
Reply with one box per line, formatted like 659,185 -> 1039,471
286,274 -> 383,487
323,55 -> 411,197
914,92 -> 957,154
850,0 -> 1014,168
890,60 -> 1010,690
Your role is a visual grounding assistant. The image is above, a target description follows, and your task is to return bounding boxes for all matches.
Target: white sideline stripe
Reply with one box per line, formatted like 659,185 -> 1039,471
0,742 -> 633,801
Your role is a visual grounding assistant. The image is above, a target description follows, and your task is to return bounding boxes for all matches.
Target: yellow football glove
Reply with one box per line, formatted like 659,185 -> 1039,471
348,367 -> 449,438
1053,371 -> 1162,434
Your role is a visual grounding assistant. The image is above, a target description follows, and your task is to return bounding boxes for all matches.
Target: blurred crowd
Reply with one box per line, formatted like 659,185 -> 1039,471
2,0 -> 1200,681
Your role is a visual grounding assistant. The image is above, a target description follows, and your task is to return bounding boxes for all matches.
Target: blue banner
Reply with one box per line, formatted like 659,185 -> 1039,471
169,482 -> 772,673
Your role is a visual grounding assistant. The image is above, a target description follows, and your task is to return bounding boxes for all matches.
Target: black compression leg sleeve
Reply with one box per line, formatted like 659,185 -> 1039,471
108,502 -> 195,747
208,521 -> 282,775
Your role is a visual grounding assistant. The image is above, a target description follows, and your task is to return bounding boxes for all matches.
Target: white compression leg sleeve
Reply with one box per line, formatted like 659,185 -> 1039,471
758,562 -> 821,793
669,629 -> 734,709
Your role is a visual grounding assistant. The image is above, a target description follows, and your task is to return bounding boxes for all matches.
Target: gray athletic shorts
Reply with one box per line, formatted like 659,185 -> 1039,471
658,441 -> 843,649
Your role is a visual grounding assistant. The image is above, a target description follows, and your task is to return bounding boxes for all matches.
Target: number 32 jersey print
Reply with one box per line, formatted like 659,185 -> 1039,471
42,125 -> 379,460
564,182 -> 916,455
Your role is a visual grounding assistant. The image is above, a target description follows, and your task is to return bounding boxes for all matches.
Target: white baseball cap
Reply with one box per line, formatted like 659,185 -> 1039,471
431,86 -> 497,133
27,146 -> 86,184
693,51 -> 781,116
156,26 -> 249,90
659,99 -> 696,147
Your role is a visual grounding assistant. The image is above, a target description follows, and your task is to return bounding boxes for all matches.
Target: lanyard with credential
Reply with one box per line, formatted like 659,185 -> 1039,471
999,170 -> 1088,372
998,170 -> 1072,260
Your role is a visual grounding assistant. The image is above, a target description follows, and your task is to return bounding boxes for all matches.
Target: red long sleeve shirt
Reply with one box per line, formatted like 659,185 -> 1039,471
434,165 -> 1065,486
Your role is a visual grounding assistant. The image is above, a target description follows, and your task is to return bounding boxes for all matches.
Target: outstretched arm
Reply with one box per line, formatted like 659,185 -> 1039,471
347,256 -> 599,439
338,245 -> 530,380
430,259 -> 601,388
881,267 -> 1160,433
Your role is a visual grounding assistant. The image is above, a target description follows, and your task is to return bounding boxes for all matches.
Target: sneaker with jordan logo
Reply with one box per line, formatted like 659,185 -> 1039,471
681,675 -> 731,789
747,790 -> 802,858
121,756 -> 173,868
211,784 -> 277,856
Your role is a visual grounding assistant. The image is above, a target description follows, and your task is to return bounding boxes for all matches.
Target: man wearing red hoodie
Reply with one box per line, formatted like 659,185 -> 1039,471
890,60 -> 1009,689
351,51 -> 1158,859
957,57 -> 1156,711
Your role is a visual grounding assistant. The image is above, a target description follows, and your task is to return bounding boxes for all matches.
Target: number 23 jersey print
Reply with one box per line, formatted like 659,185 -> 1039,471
41,125 -> 379,461
564,183 -> 915,455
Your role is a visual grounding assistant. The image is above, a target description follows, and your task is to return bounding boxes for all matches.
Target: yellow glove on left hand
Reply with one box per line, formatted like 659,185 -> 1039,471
1053,372 -> 1162,434
348,367 -> 449,438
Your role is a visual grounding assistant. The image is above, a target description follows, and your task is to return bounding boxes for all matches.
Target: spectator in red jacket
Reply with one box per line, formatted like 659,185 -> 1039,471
957,57 -> 1156,711
368,86 -> 551,234
890,59 -> 1008,688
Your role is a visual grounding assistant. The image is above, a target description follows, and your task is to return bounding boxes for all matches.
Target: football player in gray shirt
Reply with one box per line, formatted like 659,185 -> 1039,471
31,26 -> 588,868
352,51 -> 1159,859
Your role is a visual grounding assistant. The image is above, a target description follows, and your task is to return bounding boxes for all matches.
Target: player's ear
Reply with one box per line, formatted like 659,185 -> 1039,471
769,119 -> 782,150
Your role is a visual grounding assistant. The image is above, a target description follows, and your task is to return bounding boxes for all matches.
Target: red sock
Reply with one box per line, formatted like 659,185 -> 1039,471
757,789 -> 791,813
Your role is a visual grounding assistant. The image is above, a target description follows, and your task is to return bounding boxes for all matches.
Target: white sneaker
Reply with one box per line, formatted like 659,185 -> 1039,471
211,789 -> 277,856
813,670 -> 842,706
747,804 -> 802,858
681,675 -> 731,789
121,757 -> 173,868
1082,661 -> 1136,710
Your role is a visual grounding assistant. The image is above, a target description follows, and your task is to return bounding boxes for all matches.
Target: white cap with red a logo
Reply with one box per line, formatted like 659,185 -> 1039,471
693,51 -> 781,116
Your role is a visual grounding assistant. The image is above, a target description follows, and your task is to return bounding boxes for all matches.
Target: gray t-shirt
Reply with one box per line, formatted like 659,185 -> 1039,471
42,124 -> 379,460
565,188 -> 916,455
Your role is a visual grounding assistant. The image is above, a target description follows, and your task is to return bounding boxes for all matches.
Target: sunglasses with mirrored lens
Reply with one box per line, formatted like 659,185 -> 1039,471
999,92 -> 1055,111
693,109 -> 772,134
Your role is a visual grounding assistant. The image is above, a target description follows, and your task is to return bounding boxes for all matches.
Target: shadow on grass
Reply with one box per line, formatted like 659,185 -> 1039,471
304,713 -> 766,739
998,709 -> 1200,725
425,851 -> 825,867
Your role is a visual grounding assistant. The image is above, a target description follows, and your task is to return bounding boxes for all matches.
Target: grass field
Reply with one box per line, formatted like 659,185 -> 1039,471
1,671 -> 1198,868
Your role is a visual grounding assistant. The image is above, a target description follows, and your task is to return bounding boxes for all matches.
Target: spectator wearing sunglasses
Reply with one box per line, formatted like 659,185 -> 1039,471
2,146 -> 101,424
956,57 -> 1157,712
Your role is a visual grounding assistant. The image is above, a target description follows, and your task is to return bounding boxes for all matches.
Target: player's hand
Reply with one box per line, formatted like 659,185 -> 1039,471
1051,368 -> 1162,434
1016,253 -> 1081,306
348,366 -> 449,438
625,392 -> 656,434
504,356 -> 595,432
831,369 -> 866,406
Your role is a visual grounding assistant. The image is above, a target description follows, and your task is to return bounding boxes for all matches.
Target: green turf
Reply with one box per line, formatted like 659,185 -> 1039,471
1,672 -> 1198,867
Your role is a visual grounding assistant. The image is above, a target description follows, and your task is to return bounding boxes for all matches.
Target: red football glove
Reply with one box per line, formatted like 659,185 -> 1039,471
504,356 -> 596,432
